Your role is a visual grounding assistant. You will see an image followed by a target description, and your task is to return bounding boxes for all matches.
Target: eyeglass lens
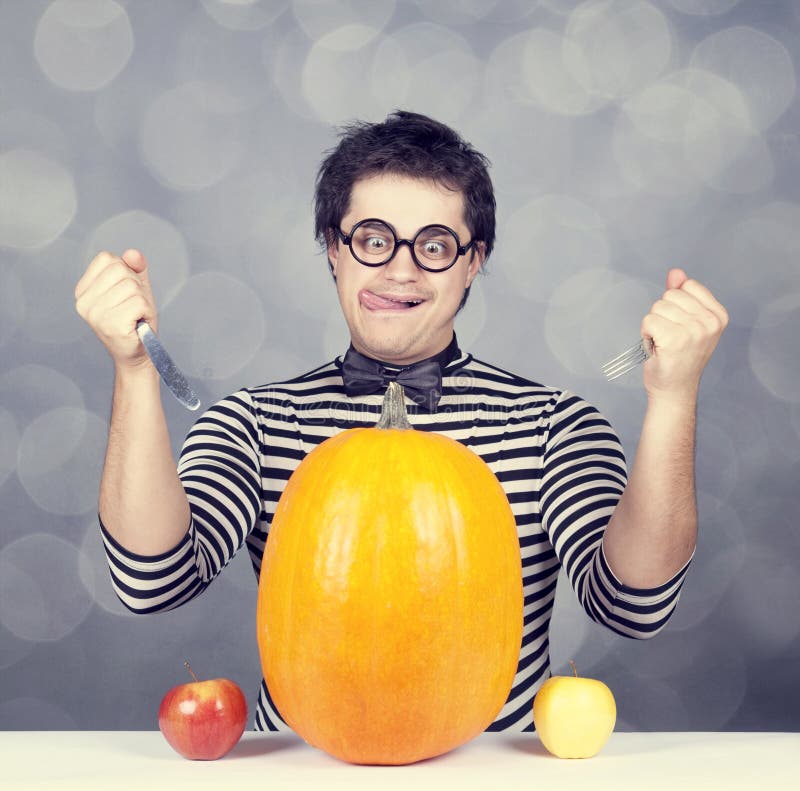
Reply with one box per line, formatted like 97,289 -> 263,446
350,221 -> 459,270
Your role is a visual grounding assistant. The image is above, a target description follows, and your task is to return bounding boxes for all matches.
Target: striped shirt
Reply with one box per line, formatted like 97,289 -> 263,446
101,350 -> 691,732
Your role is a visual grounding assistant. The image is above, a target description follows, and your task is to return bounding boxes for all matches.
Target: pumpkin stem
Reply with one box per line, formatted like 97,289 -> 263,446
376,382 -> 412,430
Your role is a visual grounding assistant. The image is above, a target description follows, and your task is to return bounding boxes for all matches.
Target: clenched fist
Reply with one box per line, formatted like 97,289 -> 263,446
74,249 -> 157,371
641,268 -> 729,403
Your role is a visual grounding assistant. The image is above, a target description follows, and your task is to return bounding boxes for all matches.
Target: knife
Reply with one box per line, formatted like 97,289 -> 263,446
136,320 -> 201,411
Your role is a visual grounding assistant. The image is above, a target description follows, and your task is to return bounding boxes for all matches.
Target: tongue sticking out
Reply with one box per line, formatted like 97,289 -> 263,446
360,290 -> 419,311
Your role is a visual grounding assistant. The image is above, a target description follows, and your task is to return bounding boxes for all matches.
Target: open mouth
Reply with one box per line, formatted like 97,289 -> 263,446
359,290 -> 426,311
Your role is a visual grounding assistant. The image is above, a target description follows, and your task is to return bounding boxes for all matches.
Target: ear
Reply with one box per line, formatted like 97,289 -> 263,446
464,241 -> 486,288
326,230 -> 340,277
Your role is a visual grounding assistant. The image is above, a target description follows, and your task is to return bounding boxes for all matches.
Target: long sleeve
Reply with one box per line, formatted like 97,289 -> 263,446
100,390 -> 262,614
539,390 -> 691,639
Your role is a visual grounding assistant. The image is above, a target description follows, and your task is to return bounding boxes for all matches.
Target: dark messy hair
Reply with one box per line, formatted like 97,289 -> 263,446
313,110 -> 496,308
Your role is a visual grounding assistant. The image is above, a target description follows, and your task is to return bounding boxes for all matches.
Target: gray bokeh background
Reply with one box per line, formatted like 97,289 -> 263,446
1,0 -> 799,732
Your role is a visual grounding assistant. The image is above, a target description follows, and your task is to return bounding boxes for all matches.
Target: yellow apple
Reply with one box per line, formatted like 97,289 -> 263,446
532,661 -> 616,758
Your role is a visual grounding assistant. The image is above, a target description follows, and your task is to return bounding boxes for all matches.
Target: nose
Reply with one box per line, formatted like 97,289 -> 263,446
383,240 -> 419,282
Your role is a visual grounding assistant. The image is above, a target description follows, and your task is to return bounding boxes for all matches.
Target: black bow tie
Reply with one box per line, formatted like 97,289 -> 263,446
341,347 -> 444,412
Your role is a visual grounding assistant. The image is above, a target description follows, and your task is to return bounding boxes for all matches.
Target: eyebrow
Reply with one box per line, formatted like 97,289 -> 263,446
358,220 -> 394,232
352,219 -> 458,238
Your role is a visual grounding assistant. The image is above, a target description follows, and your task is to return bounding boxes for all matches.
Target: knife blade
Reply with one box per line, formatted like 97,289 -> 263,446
136,320 -> 200,411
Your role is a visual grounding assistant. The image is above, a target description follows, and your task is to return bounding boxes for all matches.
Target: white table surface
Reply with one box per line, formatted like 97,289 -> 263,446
3,730 -> 798,790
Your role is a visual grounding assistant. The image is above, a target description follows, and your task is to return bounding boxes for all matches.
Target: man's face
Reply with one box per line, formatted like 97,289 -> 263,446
327,173 -> 484,366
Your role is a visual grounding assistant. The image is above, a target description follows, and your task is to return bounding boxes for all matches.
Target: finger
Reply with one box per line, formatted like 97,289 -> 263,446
97,276 -> 150,315
654,291 -> 726,343
666,267 -> 688,291
678,278 -> 729,326
664,284 -> 728,335
650,298 -> 690,325
121,249 -> 158,306
120,248 -> 146,273
76,249 -> 150,302
102,292 -> 154,332
86,284 -> 154,335
641,313 -> 690,353
661,287 -> 707,316
76,260 -> 143,316
75,251 -> 120,301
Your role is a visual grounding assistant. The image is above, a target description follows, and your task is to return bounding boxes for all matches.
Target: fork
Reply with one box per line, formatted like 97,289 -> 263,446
601,337 -> 654,381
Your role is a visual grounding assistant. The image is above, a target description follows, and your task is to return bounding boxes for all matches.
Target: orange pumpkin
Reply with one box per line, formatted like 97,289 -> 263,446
256,382 -> 523,765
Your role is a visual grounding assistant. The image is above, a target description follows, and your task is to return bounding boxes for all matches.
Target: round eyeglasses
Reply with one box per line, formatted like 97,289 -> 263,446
336,218 -> 477,272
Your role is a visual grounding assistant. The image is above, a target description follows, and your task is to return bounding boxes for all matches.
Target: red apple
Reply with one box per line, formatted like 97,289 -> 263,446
158,661 -> 248,760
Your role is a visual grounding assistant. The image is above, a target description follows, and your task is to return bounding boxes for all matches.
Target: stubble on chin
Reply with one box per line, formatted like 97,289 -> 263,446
355,331 -> 420,363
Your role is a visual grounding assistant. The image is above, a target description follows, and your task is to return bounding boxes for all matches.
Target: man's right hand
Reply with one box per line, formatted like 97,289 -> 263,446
74,249 -> 158,370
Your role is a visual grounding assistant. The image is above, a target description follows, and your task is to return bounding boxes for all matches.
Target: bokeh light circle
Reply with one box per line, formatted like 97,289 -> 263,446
86,210 -> 191,309
667,492 -> 746,632
0,263 -> 25,346
729,543 -> 800,656
264,25 -> 317,120
200,0 -> 289,31
0,365 -> 85,429
0,534 -> 95,642
34,0 -> 133,92
14,236 -> 90,346
276,216 -> 341,322
371,24 -> 481,125
0,108 -> 69,157
479,33 -> 574,195
292,0 -> 394,43
139,82 -> 248,191
17,408 -> 107,516
411,0 -> 500,25
544,268 -> 658,380
0,407 -> 19,489
615,68 -> 767,196
160,272 -> 266,380
522,28 -> 608,116
0,149 -> 77,249
698,201 -> 800,329
301,26 -> 389,125
694,417 -> 740,501
748,292 -> 800,404
0,622 -> 35,672
173,12 -> 277,114
503,194 -> 610,303
564,0 -> 672,102
691,26 -> 796,132
666,0 -> 741,16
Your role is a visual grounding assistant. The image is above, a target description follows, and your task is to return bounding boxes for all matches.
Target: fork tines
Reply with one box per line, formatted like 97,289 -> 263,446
602,338 -> 652,381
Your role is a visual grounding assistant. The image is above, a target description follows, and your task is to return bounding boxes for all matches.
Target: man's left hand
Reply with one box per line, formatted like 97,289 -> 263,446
641,268 -> 729,403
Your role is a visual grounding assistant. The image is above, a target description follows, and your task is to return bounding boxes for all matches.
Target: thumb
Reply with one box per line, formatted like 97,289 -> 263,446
666,267 -> 688,291
120,248 -> 148,277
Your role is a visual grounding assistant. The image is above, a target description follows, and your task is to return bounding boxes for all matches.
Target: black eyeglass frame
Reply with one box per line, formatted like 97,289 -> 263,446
336,218 -> 478,273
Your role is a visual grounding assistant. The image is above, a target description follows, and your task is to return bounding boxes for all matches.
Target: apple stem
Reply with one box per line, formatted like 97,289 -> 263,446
569,659 -> 578,678
184,660 -> 200,683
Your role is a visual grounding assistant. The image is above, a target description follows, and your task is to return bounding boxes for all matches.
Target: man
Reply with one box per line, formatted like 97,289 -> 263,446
74,111 -> 728,731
